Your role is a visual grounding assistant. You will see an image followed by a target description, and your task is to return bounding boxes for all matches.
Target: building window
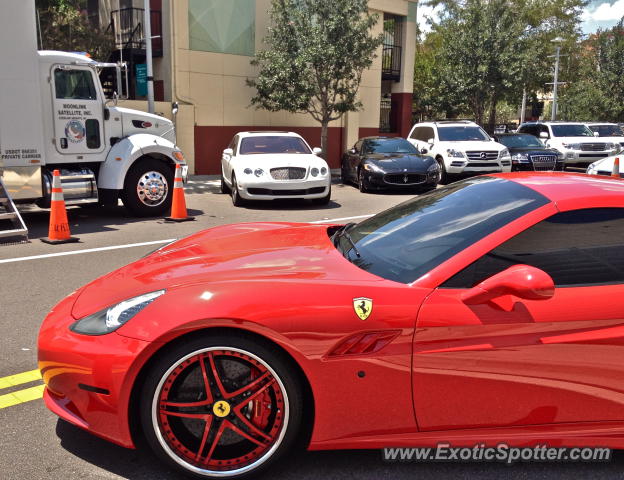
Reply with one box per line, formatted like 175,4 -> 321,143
382,14 -> 403,81
188,0 -> 255,56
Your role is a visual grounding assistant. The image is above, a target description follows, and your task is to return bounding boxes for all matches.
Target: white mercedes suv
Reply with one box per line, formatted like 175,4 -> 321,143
407,120 -> 511,183
517,122 -> 620,167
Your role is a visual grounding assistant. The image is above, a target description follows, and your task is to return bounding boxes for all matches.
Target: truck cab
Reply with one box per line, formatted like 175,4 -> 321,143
0,1 -> 187,218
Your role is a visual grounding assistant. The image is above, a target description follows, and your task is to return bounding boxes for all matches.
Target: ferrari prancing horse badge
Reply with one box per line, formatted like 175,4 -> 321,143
353,297 -> 373,320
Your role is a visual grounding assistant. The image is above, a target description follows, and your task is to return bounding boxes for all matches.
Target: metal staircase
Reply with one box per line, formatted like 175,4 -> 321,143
0,177 -> 28,243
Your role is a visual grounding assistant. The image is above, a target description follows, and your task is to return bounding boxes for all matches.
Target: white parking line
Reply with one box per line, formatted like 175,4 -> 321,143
309,214 -> 373,224
0,214 -> 375,265
0,239 -> 176,265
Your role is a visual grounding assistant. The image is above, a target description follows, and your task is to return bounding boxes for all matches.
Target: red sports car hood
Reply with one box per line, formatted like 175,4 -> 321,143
71,222 -> 379,318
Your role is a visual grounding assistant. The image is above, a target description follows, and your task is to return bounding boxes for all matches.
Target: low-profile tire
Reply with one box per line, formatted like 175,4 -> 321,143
230,174 -> 245,207
357,169 -> 369,193
311,185 -> 331,205
140,334 -> 303,480
220,174 -> 230,194
121,158 -> 173,217
436,157 -> 450,185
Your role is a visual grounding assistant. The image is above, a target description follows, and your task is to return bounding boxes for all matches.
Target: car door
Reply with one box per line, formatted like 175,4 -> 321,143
414,207 -> 624,431
52,66 -> 105,156
222,135 -> 238,183
345,140 -> 363,180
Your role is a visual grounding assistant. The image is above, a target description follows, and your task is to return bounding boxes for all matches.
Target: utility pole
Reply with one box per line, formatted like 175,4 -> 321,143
550,37 -> 563,121
144,0 -> 154,114
520,87 -> 527,124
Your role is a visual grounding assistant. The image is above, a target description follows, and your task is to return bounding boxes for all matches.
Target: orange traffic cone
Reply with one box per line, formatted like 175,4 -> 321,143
41,170 -> 79,244
612,157 -> 620,178
165,164 -> 195,222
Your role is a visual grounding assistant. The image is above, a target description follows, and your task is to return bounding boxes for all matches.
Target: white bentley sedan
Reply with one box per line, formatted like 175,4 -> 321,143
220,131 -> 331,206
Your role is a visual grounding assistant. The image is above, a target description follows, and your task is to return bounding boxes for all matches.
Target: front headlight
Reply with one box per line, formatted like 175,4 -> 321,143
563,143 -> 581,150
605,143 -> 616,150
311,167 -> 319,177
511,153 -> 529,163
363,163 -> 383,172
447,149 -> 465,158
427,163 -> 440,173
70,290 -> 165,335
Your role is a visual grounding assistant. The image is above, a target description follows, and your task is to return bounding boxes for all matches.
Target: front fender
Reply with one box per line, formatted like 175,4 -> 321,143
98,134 -> 183,190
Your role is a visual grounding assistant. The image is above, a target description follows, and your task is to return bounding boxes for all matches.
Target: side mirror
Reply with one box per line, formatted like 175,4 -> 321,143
349,148 -> 357,154
420,148 -> 428,154
223,148 -> 234,156
461,265 -> 554,305
313,147 -> 323,155
105,91 -> 119,107
427,138 -> 435,145
539,131 -> 549,139
594,131 -> 600,137
172,101 -> 179,116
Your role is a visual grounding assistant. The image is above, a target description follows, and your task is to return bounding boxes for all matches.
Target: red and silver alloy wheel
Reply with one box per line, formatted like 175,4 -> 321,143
150,346 -> 290,477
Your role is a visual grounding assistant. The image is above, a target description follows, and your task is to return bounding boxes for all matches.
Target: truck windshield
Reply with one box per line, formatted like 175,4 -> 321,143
239,136 -> 311,155
333,177 -> 549,284
438,126 -> 489,142
551,125 -> 594,137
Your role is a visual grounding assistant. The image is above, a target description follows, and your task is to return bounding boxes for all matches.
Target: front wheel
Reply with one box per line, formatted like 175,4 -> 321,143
231,174 -> 246,207
121,158 -> 173,217
140,334 -> 303,480
358,169 -> 369,193
436,158 -> 449,185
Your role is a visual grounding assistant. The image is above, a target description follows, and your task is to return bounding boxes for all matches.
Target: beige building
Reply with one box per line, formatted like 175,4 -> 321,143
89,0 -> 417,174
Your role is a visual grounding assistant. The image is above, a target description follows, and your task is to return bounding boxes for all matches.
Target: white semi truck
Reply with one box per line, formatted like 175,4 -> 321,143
0,0 -> 187,239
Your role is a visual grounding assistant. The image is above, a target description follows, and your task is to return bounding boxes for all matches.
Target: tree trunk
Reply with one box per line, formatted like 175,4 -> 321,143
320,120 -> 329,160
487,93 -> 498,135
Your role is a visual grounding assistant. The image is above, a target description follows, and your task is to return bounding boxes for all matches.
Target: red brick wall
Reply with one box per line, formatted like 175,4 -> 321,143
194,126 -> 344,175
391,92 -> 413,138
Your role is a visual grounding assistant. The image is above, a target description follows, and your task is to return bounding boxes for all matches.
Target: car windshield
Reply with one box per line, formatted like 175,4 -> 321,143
496,135 -> 545,148
551,124 -> 594,137
438,126 -> 489,141
239,136 -> 311,155
333,177 -> 549,284
589,125 -> 624,137
363,138 -> 418,154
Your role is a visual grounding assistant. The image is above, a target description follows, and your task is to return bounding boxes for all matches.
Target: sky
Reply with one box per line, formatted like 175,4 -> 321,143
417,0 -> 624,35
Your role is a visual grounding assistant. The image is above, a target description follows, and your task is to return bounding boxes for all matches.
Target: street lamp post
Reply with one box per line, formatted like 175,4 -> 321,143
550,37 -> 563,121
144,0 -> 155,114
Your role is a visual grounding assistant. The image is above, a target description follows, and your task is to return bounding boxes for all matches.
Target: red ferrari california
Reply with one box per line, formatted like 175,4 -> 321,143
39,173 -> 624,478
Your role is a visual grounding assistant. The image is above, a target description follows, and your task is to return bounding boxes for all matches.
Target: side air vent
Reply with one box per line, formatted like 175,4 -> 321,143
327,330 -> 401,357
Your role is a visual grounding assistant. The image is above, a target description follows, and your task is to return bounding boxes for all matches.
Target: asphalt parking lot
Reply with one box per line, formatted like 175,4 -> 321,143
2,176 -> 624,479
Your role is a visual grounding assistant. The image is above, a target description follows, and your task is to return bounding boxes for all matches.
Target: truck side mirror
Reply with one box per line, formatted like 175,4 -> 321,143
105,91 -> 119,107
539,131 -> 549,139
312,147 -> 322,155
427,138 -> 434,145
223,148 -> 234,156
172,101 -> 179,116
594,131 -> 600,137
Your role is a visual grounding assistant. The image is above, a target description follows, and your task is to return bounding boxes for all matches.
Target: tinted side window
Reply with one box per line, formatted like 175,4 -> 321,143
422,127 -> 435,142
519,125 -> 537,137
354,140 -> 364,152
409,127 -> 421,140
443,208 -> 624,288
54,69 -> 97,100
539,125 -> 550,138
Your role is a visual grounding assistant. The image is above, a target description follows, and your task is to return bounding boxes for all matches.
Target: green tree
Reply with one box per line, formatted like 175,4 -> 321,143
559,19 -> 624,122
414,0 -> 585,129
36,0 -> 113,61
248,0 -> 382,157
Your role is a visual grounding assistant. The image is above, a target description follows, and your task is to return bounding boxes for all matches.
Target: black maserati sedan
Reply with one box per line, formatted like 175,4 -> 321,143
341,137 -> 440,192
493,133 -> 564,172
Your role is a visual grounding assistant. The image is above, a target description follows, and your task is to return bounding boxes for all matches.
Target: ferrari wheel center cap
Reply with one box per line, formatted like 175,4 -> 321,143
213,400 -> 231,417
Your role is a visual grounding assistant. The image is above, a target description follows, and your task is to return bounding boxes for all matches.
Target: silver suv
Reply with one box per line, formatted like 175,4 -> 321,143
517,122 -> 619,167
